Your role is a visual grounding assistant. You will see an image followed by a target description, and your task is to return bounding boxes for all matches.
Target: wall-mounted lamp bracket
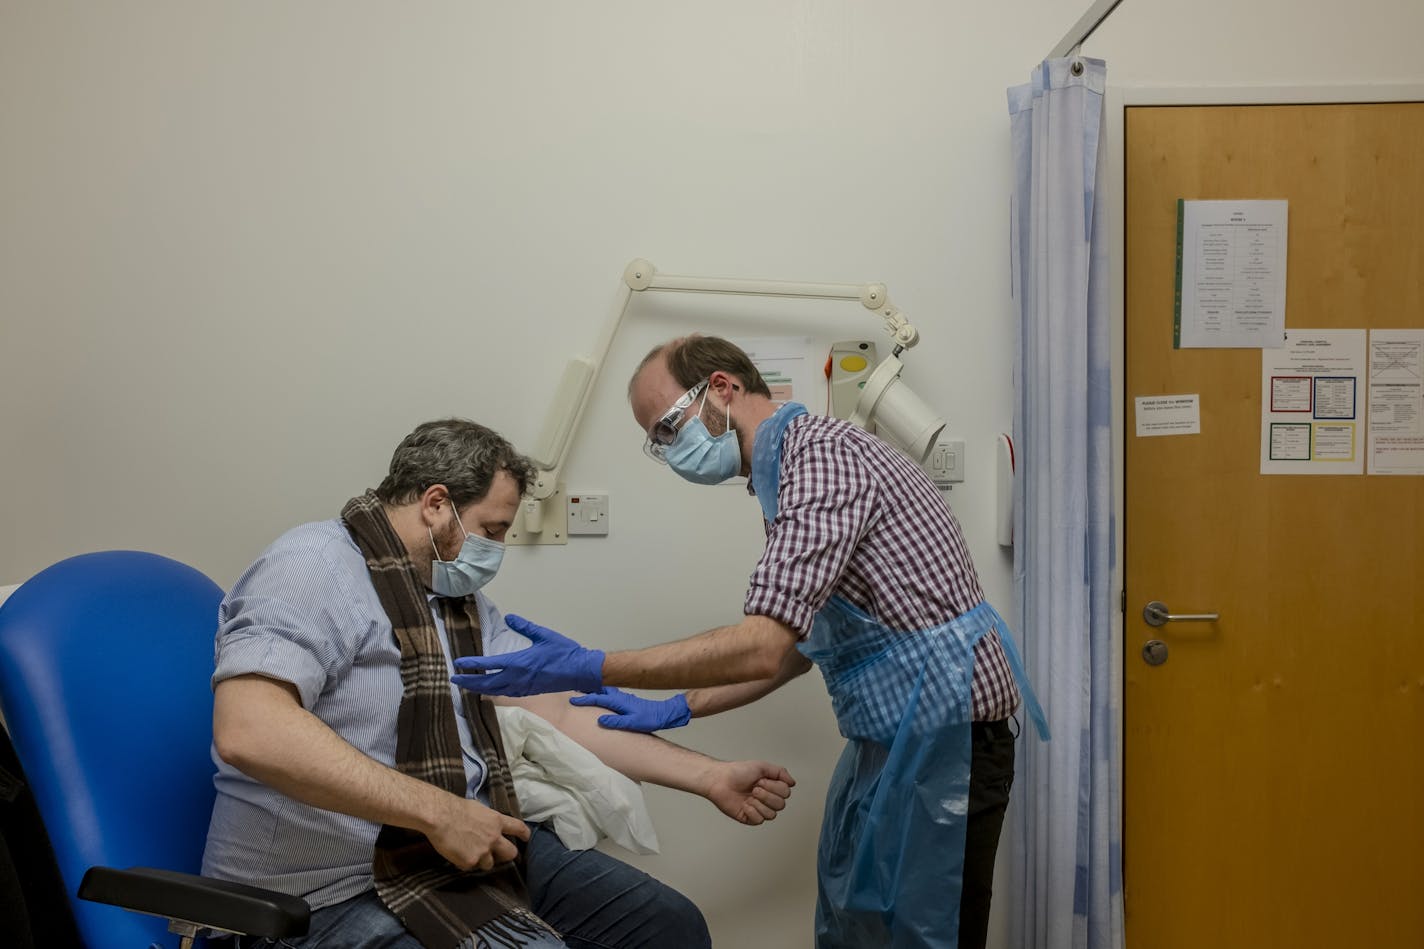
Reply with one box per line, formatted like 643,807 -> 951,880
507,258 -> 941,545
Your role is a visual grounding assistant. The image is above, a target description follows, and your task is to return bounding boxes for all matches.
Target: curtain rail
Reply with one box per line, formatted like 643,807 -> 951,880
1046,0 -> 1126,60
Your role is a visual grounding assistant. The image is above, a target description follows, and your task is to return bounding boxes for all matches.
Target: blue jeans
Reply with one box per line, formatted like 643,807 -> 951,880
225,824 -> 709,949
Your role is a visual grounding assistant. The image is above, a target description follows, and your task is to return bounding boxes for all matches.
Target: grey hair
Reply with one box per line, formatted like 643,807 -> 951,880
375,419 -> 536,507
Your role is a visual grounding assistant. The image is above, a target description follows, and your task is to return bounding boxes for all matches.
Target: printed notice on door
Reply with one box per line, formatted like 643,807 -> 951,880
1260,329 -> 1365,474
1367,329 -> 1424,475
1176,200 -> 1288,349
1135,394 -> 1201,437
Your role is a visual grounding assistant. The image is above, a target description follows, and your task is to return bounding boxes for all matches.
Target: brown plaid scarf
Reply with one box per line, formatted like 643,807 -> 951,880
341,491 -> 558,948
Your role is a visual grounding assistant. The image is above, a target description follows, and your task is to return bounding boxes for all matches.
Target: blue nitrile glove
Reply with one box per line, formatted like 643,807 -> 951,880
451,614 -> 604,697
569,687 -> 693,732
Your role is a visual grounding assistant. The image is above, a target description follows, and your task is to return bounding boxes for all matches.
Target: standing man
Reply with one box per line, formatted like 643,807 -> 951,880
203,418 -> 795,949
453,336 -> 1047,949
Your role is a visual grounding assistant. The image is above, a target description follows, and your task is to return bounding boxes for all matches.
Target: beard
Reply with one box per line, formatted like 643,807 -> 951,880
700,401 -> 732,438
431,517 -> 466,564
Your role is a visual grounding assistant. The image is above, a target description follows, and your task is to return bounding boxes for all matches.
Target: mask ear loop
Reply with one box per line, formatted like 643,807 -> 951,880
721,380 -> 741,435
449,503 -> 470,538
429,500 -> 469,562
693,385 -> 710,426
705,378 -> 734,435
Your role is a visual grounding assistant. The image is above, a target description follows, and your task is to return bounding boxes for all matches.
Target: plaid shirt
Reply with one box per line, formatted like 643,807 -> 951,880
745,413 -> 1019,722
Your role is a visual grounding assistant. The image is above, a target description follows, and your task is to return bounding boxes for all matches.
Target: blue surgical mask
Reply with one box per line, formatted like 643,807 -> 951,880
429,506 -> 504,597
665,394 -> 741,485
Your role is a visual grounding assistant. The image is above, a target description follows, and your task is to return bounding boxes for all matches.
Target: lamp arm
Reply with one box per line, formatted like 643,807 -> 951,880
524,277 -> 634,505
517,258 -> 922,531
632,259 -> 919,352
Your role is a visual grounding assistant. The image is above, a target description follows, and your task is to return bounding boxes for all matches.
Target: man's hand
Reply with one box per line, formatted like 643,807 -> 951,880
700,760 -> 796,826
569,687 -> 692,732
424,795 -> 531,872
452,614 -> 604,697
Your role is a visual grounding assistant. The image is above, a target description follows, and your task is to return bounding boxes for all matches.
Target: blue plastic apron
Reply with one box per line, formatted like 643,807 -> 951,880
750,403 -> 1048,949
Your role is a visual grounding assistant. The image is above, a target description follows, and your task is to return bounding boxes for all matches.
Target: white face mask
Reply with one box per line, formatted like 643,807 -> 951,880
429,505 -> 504,597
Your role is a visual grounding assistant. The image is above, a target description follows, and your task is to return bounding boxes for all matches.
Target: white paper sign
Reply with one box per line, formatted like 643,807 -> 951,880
1176,200 -> 1288,349
733,337 -> 813,405
1135,394 -> 1201,437
1367,328 -> 1424,475
1260,329 -> 1366,474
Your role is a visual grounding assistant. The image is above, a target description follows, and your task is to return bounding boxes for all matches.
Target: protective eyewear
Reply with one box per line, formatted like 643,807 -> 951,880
643,379 -> 709,462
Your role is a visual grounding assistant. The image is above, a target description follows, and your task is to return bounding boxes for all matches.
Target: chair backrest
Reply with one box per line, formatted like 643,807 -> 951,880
0,550 -> 224,948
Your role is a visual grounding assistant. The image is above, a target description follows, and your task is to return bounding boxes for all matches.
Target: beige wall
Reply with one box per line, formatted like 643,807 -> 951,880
3,2 -> 1421,945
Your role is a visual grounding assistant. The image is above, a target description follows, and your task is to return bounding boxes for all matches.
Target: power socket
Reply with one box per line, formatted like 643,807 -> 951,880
924,437 -> 965,489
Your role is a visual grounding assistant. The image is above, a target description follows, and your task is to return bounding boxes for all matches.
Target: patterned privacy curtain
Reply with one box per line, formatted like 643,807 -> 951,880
1004,57 -> 1123,949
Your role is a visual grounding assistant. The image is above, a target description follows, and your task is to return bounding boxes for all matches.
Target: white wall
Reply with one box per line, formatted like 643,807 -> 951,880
3,2 -> 1421,946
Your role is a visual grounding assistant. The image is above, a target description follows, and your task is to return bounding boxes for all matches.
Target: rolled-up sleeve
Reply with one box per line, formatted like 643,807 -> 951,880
213,536 -> 367,710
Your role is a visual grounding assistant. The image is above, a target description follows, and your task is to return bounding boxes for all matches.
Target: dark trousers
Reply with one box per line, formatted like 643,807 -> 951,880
959,718 -> 1017,949
217,823 -> 708,949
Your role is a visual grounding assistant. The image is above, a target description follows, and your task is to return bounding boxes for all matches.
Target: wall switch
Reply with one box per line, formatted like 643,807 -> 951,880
925,437 -> 965,489
566,493 -> 609,536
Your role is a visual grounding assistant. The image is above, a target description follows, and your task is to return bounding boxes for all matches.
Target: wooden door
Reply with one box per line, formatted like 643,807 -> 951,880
1124,103 -> 1424,948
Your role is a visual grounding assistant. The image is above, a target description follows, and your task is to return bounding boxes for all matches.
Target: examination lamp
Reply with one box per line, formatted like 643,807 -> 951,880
849,355 -> 946,462
509,258 -> 946,544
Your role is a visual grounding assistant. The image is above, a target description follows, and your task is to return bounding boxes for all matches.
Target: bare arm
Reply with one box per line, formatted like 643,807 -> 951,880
213,673 -> 529,870
600,614 -> 801,690
683,645 -> 814,717
498,691 -> 794,825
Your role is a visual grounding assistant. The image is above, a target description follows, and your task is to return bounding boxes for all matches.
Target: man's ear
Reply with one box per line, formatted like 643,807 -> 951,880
708,370 -> 742,400
418,484 -> 451,527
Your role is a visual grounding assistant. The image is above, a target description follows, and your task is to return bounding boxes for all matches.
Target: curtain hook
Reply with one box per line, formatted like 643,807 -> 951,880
1069,44 -> 1085,76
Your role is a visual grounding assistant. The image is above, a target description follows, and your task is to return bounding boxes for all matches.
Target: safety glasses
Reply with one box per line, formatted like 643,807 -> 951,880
643,379 -> 709,462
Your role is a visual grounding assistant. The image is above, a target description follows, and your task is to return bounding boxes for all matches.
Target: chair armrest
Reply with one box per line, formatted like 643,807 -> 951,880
79,866 -> 310,938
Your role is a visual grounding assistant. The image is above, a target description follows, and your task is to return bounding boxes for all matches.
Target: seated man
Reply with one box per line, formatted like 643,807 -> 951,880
202,418 -> 794,949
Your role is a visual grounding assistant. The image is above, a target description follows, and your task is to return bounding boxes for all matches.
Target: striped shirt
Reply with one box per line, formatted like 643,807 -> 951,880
200,519 -> 531,910
744,413 -> 1020,721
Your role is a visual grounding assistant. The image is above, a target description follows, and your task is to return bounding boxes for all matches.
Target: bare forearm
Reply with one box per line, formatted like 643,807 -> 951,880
686,678 -> 779,717
581,729 -> 719,796
601,615 -> 799,690
213,675 -> 449,835
499,691 -> 797,828
501,691 -> 718,793
685,645 -> 813,717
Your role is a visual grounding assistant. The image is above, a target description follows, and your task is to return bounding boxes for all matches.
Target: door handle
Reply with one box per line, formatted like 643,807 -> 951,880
1142,600 -> 1219,628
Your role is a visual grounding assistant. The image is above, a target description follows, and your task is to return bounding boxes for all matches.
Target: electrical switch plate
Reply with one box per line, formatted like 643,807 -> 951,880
566,493 -> 609,536
925,437 -> 965,489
